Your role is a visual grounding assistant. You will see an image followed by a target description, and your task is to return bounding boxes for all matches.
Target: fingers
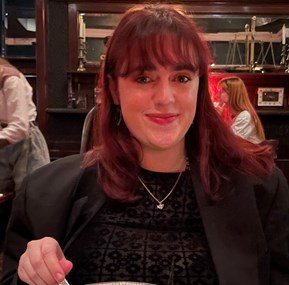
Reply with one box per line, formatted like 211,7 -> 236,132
18,253 -> 47,285
18,237 -> 72,285
41,238 -> 68,282
215,105 -> 223,115
59,259 -> 73,275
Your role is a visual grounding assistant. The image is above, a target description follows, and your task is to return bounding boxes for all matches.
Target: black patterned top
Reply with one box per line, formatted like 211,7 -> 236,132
65,168 -> 219,285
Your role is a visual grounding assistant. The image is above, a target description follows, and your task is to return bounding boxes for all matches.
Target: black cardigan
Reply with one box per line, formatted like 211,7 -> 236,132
2,154 -> 289,285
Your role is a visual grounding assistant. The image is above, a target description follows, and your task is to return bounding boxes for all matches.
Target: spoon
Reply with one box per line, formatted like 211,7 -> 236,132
59,279 -> 70,285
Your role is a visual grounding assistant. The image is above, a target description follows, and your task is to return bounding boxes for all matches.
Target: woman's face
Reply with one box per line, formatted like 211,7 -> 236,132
218,88 -> 229,105
114,61 -> 199,154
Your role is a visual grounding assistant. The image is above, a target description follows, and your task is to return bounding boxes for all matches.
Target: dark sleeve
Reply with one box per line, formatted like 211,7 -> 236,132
262,168 -> 289,284
1,175 -> 31,285
1,154 -> 84,285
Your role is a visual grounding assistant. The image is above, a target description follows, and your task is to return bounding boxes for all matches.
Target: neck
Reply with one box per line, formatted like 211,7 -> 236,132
140,146 -> 187,173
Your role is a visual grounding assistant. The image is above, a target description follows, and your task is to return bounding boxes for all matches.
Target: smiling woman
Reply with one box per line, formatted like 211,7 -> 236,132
2,4 -> 289,285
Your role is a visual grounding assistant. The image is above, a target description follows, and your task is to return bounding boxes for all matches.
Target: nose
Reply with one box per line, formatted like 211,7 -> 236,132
153,80 -> 175,106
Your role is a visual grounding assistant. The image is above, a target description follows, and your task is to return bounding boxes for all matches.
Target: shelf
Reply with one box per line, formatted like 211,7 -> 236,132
46,108 -> 89,114
209,65 -> 289,74
257,109 -> 289,116
67,70 -> 98,75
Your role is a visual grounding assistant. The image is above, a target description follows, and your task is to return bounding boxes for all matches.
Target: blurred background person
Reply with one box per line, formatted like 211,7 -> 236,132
0,57 -> 50,249
0,57 -> 50,193
216,76 -> 265,144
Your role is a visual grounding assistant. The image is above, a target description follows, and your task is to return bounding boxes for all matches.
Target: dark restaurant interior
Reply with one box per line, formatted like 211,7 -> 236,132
1,0 -> 289,281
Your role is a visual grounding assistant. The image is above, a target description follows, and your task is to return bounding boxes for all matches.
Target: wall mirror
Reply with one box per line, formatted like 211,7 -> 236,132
77,12 -> 289,72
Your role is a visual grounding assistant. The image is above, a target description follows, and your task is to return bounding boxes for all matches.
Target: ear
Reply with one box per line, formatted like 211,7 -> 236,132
108,75 -> 120,105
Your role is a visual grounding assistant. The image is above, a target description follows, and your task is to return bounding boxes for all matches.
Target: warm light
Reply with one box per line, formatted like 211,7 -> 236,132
282,24 -> 286,44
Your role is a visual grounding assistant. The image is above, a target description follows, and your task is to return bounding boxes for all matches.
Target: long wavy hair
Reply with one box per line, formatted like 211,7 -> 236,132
219,76 -> 265,141
83,5 -> 274,201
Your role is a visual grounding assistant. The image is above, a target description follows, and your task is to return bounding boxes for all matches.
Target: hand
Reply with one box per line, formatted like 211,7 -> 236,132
18,237 -> 73,285
213,102 -> 225,115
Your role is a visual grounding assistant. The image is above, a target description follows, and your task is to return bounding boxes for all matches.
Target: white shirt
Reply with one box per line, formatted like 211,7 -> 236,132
231,110 -> 261,144
0,73 -> 37,144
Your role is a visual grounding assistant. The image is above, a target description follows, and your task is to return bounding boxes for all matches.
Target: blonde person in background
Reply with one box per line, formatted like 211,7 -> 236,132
0,57 -> 50,193
216,76 -> 265,144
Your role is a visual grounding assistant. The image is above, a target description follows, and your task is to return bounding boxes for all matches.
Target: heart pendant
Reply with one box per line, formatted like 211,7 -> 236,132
157,203 -> 164,210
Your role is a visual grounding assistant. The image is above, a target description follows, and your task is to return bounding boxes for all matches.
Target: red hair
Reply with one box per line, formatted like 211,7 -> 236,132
219,76 -> 266,141
83,5 -> 274,201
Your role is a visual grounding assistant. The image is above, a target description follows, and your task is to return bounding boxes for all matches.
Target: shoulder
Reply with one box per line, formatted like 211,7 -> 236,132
253,166 -> 288,194
228,166 -> 288,204
0,66 -> 20,78
256,166 -> 288,198
4,73 -> 27,88
235,110 -> 251,121
8,154 -> 104,248
236,166 -> 288,199
0,66 -> 20,88
247,167 -> 289,224
31,154 -> 85,179
23,154 -> 98,199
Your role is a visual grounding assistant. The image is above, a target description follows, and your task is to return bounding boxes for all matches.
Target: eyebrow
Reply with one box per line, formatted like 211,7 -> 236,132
171,64 -> 197,72
120,64 -> 154,77
121,63 -> 197,77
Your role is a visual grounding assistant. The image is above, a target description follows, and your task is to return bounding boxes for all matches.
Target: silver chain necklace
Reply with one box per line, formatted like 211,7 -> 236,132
138,172 -> 182,210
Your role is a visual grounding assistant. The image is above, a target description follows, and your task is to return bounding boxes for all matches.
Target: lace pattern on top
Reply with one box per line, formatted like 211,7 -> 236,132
65,169 -> 219,285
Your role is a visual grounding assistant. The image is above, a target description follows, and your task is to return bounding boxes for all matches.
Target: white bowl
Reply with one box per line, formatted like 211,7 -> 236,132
86,281 -> 156,285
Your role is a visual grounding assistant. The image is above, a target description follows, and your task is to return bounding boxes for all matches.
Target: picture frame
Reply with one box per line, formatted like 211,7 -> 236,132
257,87 -> 284,107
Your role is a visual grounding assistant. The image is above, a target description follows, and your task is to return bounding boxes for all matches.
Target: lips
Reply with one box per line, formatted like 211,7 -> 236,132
146,113 -> 178,125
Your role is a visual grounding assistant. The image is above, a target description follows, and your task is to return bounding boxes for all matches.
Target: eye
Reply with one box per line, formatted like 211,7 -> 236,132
176,75 -> 191,83
173,74 -> 193,84
136,76 -> 151,84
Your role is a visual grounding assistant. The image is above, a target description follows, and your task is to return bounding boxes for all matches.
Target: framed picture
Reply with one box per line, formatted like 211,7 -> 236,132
257,87 -> 284,107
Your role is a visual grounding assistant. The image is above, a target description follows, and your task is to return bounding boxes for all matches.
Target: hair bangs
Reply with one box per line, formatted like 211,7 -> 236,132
106,5 -> 210,78
116,32 -> 204,77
